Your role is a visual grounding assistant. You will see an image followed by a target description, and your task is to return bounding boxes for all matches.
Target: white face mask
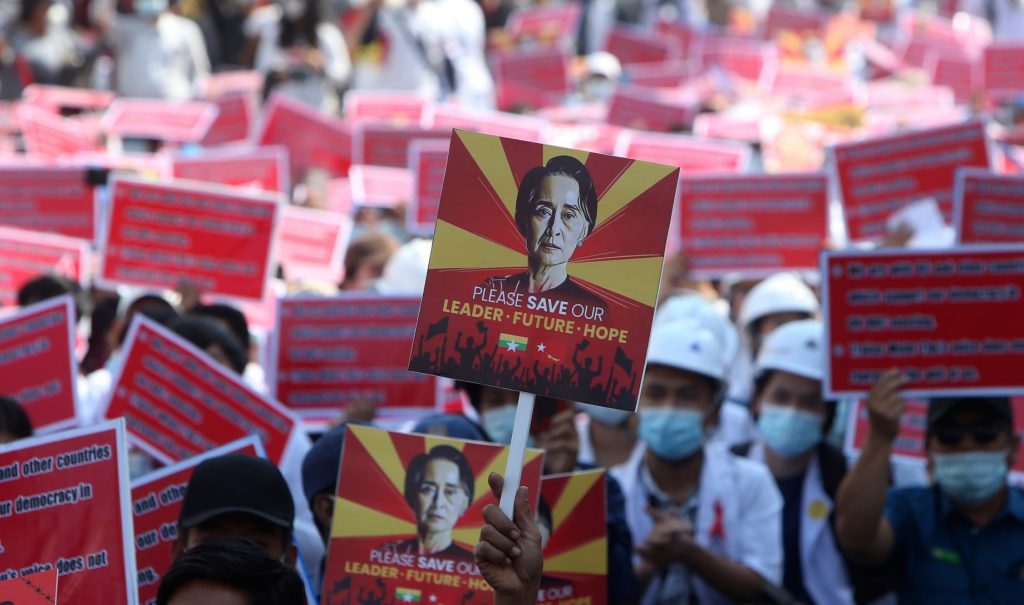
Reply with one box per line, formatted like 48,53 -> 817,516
134,0 -> 168,17
481,405 -> 517,445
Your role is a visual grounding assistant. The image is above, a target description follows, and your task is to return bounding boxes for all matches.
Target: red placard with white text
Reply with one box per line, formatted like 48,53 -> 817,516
606,86 -> 700,133
170,146 -> 289,193
270,295 -> 439,416
505,3 -> 582,48
23,84 -> 115,111
100,178 -> 279,301
259,94 -> 352,178
762,5 -> 826,38
954,169 -> 1024,244
277,205 -> 352,283
0,226 -> 90,307
200,71 -> 265,100
831,120 -> 992,241
615,131 -> 751,174
426,104 -> 548,141
679,173 -> 828,277
200,93 -> 255,146
603,27 -> 680,66
697,36 -> 777,82
491,48 -> 570,111
352,123 -> 450,168
131,436 -> 264,605
19,105 -> 94,158
102,99 -> 218,142
0,420 -> 136,605
343,92 -> 427,125
983,44 -> 1024,105
407,139 -> 449,236
349,165 -> 413,209
0,166 -> 97,240
0,296 -> 78,433
537,470 -> 608,605
0,569 -> 59,604
822,246 -> 1024,398
102,316 -> 299,464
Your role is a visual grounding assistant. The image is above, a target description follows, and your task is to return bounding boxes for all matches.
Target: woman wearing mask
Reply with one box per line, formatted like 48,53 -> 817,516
611,320 -> 783,605
244,0 -> 350,111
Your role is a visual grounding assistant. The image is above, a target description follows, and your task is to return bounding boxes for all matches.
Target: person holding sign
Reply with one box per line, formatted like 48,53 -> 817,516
835,375 -> 1024,604
612,320 -> 783,605
474,472 -> 545,605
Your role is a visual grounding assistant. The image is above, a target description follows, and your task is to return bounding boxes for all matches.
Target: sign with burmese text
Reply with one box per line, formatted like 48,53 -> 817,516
954,169 -> 1024,244
321,425 -> 544,605
0,421 -> 136,605
131,437 -> 263,605
0,166 -> 97,241
538,470 -> 607,605
409,130 -> 678,411
0,226 -> 89,308
822,246 -> 1024,398
103,316 -> 298,465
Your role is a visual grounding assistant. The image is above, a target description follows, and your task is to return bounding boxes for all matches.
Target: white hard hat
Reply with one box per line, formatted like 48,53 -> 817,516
376,238 -> 432,295
584,52 -> 622,81
655,293 -> 738,370
755,319 -> 824,381
645,320 -> 728,382
738,272 -> 819,333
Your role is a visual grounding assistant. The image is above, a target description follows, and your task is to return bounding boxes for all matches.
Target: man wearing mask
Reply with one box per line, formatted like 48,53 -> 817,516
612,320 -> 783,605
835,372 -> 1024,603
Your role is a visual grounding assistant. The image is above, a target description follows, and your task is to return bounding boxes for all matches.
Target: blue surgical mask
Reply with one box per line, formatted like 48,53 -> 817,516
579,403 -> 633,427
933,451 -> 1009,504
758,404 -> 823,458
638,408 -> 704,462
482,405 -> 517,445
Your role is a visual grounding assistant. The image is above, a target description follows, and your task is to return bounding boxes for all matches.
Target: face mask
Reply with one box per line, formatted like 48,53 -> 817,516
579,403 -> 632,427
134,0 -> 168,17
482,405 -> 517,445
758,404 -> 823,458
933,451 -> 1009,504
638,408 -> 704,462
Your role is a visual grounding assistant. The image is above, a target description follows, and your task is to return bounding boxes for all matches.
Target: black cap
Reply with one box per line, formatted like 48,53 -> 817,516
179,454 -> 294,530
412,414 -> 486,442
301,422 -> 363,503
927,397 -> 1013,430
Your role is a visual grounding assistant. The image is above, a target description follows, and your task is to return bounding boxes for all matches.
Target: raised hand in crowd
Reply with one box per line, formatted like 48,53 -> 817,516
474,472 -> 543,605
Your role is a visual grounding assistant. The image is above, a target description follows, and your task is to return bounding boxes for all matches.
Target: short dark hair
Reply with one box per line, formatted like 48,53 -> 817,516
119,295 -> 179,346
170,315 -> 248,375
404,445 -> 475,512
0,395 -> 33,440
17,274 -> 84,320
190,303 -> 251,352
156,537 -> 305,605
514,156 -> 599,240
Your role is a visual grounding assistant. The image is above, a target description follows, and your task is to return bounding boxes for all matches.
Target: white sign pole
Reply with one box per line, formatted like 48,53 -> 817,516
498,391 -> 536,517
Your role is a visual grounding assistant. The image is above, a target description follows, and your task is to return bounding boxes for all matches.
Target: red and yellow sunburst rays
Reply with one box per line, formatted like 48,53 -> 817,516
542,470 -> 607,576
331,425 -> 543,546
429,130 -> 678,310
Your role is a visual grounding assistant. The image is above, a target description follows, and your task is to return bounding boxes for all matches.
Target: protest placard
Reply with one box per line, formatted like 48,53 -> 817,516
822,246 -> 1024,398
407,139 -> 450,236
349,165 -> 413,209
270,295 -> 439,418
200,93 -> 255,146
762,5 -> 826,38
0,226 -> 90,307
199,70 -> 265,100
276,205 -> 352,283
831,120 -> 992,241
537,469 -> 607,605
982,44 -> 1024,105
102,316 -> 299,464
131,436 -> 264,605
258,93 -> 352,178
603,26 -> 680,66
0,569 -> 59,604
606,86 -> 700,133
0,296 -> 78,433
23,84 -> 115,111
409,130 -> 678,411
352,123 -> 450,168
99,177 -> 279,301
691,114 -> 761,143
320,425 -> 544,605
18,105 -> 94,158
101,99 -> 219,143
491,48 -> 570,111
343,92 -> 428,124
426,104 -> 548,141
504,3 -> 581,48
696,35 -> 777,82
954,169 -> 1024,244
616,130 -> 751,174
0,165 -> 98,241
0,420 -> 136,605
170,146 -> 289,193
678,173 -> 828,278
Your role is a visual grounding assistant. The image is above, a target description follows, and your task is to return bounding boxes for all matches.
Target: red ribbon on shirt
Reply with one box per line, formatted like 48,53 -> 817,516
710,500 -> 726,539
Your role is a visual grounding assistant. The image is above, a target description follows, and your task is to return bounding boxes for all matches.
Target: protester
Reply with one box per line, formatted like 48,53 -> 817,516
17,274 -> 84,319
0,395 -> 33,444
187,303 -> 266,392
835,373 -> 1024,603
169,314 -> 249,376
339,231 -> 400,291
1,0 -> 94,96
474,472 -> 544,605
575,402 -> 636,469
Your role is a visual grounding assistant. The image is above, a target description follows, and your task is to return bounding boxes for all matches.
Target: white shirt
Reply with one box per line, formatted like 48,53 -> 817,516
433,0 -> 494,109
351,5 -> 442,98
111,13 -> 210,100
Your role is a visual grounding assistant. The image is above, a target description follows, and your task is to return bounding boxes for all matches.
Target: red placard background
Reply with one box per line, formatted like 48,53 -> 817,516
0,166 -> 97,241
200,93 -> 254,146
831,120 -> 991,241
101,99 -> 218,142
427,104 -> 548,141
537,470 -> 607,605
603,27 -> 680,66
344,93 -> 427,124
0,296 -> 78,433
491,48 -> 570,112
606,87 -> 699,133
407,139 -> 450,236
259,94 -> 352,179
0,226 -> 90,307
276,205 -> 352,283
349,165 -> 413,209
0,421 -> 136,605
99,177 -> 279,301
0,569 -> 59,604
505,3 -> 582,46
616,131 -> 751,174
171,146 -> 289,194
103,317 -> 298,464
982,44 -> 1024,105
822,246 -> 1024,398
352,123 -> 450,168
678,173 -> 828,277
954,169 -> 1024,244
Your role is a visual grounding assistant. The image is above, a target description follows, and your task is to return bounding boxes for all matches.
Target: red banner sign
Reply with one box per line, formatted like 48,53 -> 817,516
259,93 -> 352,178
0,226 -> 90,307
100,177 -> 279,301
604,27 -> 681,66
427,104 -> 548,141
505,3 -> 582,47
678,173 -> 828,278
349,165 -> 413,209
23,84 -> 116,111
18,105 -> 93,158
606,86 -> 700,133
491,48 -> 570,111
270,295 -> 439,416
170,146 -> 289,193
132,436 -> 263,605
343,93 -> 427,124
103,316 -> 299,464
0,165 -> 97,241
0,569 -> 59,604
822,246 -> 1024,398
352,123 -> 450,168
200,93 -> 255,146
277,205 -> 352,283
954,169 -> 1024,244
407,139 -> 449,236
831,120 -> 991,241
983,44 -> 1024,105
0,421 -> 136,605
101,99 -> 218,142
616,131 -> 751,173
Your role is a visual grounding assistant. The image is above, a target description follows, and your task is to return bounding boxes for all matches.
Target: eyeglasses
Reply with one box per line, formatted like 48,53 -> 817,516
932,422 -> 1007,447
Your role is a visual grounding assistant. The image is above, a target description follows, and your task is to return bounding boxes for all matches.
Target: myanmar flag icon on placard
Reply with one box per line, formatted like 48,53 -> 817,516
396,587 -> 422,602
499,333 -> 528,352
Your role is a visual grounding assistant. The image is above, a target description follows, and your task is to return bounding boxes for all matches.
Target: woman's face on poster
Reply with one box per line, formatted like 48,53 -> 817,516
416,459 -> 469,534
526,175 -> 588,268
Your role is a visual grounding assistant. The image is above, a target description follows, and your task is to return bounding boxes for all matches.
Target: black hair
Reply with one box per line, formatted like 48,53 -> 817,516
404,445 -> 475,512
752,370 -> 837,434
279,0 -> 320,50
455,381 -> 482,410
118,295 -> 179,346
0,395 -> 33,440
190,303 -> 251,352
17,274 -> 85,320
169,315 -> 248,375
18,0 -> 48,23
514,155 -> 599,240
156,537 -> 305,605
